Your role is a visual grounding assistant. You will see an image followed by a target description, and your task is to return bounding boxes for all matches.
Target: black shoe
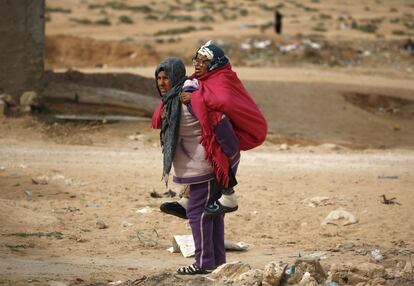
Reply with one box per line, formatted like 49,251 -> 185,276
204,200 -> 238,216
177,263 -> 212,275
160,201 -> 188,219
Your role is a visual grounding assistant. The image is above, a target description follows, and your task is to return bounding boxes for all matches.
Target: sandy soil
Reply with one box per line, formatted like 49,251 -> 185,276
0,115 -> 413,285
1,0 -> 414,285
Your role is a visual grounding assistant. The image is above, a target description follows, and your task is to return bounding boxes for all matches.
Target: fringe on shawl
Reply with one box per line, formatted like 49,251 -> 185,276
199,124 -> 230,188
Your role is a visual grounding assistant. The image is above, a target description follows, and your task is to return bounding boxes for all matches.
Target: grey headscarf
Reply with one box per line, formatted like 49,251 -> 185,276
155,57 -> 187,185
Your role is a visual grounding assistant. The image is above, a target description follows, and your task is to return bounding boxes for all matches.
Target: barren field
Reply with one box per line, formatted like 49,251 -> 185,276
1,0 -> 414,285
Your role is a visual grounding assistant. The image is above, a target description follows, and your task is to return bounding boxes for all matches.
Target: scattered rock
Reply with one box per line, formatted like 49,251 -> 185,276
289,258 -> 327,284
279,143 -> 289,151
32,175 -> 49,185
352,262 -> 385,279
318,143 -> 342,151
403,260 -> 413,274
127,134 -> 150,143
330,262 -> 386,285
303,196 -> 331,207
321,208 -> 358,226
235,269 -> 263,286
122,220 -> 133,227
136,206 -> 152,214
262,261 -> 287,286
210,261 -> 251,281
299,272 -> 318,286
96,219 -> 108,229
20,91 -> 40,112
371,249 -> 384,261
0,99 -> 5,117
330,263 -> 368,285
0,94 -> 16,107
48,281 -> 68,286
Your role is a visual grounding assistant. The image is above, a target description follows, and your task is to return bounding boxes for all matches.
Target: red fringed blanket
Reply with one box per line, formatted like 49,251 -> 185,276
191,64 -> 268,187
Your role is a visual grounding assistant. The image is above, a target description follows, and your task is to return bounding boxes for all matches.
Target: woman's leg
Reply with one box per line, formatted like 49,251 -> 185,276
212,213 -> 226,267
187,180 -> 224,270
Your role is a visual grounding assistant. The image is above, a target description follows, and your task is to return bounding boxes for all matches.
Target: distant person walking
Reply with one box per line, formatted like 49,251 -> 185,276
274,9 -> 283,34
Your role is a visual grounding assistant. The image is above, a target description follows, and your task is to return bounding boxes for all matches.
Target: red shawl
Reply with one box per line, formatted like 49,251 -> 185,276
151,102 -> 163,129
191,64 -> 267,187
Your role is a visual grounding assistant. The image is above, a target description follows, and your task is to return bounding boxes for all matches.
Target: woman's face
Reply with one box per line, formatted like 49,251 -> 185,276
193,54 -> 211,78
157,70 -> 173,96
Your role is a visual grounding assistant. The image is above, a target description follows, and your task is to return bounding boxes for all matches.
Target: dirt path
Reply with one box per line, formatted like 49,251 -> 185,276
1,133 -> 413,284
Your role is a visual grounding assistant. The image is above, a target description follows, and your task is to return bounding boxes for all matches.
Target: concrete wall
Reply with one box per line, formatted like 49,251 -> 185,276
0,0 -> 44,101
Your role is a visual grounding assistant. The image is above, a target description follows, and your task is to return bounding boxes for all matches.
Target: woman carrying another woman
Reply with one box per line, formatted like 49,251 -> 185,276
152,42 -> 267,274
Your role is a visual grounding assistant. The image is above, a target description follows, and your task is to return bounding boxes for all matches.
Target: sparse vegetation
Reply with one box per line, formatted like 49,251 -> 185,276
404,20 -> 414,29
154,26 -> 212,36
312,26 -> 327,32
119,15 -> 134,24
69,17 -> 111,26
69,18 -> 92,25
145,14 -> 159,20
319,14 -> 332,20
88,2 -> 152,13
46,6 -> 72,13
392,30 -> 405,36
164,14 -> 194,22
353,20 -> 380,34
5,232 -> 64,239
95,18 -> 111,26
240,9 -> 249,16
155,37 -> 182,44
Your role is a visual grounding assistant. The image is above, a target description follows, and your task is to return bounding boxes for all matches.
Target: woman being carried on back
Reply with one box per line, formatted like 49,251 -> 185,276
158,41 -> 268,218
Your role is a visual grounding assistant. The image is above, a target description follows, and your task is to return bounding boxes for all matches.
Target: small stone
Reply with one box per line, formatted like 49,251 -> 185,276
262,261 -> 287,286
96,219 -> 108,229
32,175 -> 49,185
0,94 -> 16,106
20,91 -> 40,109
48,281 -> 68,286
403,260 -> 413,274
0,99 -> 5,117
319,143 -> 341,151
290,258 -> 327,284
236,269 -> 263,286
299,272 -> 318,286
210,261 -> 251,281
279,143 -> 289,150
352,262 -> 385,279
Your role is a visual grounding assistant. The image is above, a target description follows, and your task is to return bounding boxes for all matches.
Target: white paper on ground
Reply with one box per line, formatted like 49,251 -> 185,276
170,235 -> 249,257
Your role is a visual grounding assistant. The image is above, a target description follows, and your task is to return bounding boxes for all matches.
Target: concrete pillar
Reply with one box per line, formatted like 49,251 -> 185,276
0,0 -> 45,102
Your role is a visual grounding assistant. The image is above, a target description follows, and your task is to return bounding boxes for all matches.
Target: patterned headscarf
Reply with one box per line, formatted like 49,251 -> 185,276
196,40 -> 230,72
155,57 -> 187,184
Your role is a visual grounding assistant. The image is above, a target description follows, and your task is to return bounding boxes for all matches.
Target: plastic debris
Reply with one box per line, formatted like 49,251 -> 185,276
136,206 -> 152,214
279,44 -> 298,53
321,209 -> 358,226
371,249 -> 384,261
169,235 -> 249,257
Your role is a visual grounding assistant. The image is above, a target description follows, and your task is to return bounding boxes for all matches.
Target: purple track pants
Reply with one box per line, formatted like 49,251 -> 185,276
187,179 -> 225,270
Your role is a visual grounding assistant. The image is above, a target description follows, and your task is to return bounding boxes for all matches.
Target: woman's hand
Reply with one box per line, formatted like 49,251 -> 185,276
180,92 -> 192,104
160,106 -> 166,119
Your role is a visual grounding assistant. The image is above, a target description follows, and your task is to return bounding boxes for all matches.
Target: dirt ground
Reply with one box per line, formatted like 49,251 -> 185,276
1,0 -> 414,285
1,96 -> 414,285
